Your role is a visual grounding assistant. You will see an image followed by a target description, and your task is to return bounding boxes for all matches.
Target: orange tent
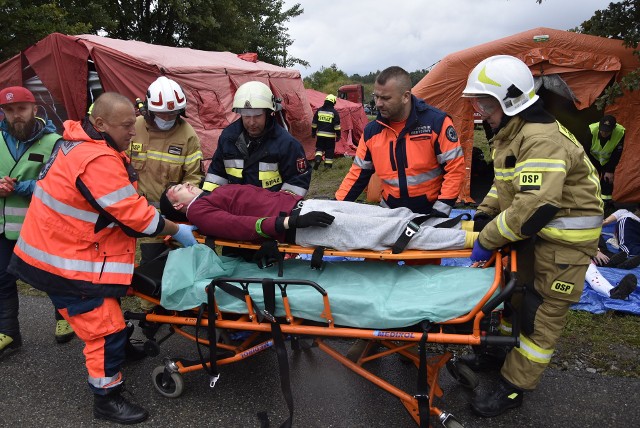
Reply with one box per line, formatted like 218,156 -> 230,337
413,27 -> 640,203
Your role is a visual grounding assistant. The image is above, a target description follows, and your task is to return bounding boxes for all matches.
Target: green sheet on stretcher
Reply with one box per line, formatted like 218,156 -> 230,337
160,245 -> 498,329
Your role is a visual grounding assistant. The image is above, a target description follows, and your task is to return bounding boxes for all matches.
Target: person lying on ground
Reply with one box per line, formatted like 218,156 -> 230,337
593,206 -> 640,269
161,182 -> 478,253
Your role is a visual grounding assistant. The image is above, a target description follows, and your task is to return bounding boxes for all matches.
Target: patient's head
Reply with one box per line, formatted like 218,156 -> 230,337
161,182 -> 204,221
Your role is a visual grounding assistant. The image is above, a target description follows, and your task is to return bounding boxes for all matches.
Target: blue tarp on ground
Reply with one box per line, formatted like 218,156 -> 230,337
444,210 -> 640,315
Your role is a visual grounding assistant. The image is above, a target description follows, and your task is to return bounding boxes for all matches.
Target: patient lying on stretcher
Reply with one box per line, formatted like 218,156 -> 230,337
161,182 -> 478,252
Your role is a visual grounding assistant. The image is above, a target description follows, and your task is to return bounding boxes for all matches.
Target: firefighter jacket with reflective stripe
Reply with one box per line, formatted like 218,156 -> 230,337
0,128 -> 59,239
203,118 -> 311,196
11,119 -> 165,296
588,122 -> 625,172
476,116 -> 602,255
129,115 -> 203,205
312,103 -> 341,140
335,96 -> 465,215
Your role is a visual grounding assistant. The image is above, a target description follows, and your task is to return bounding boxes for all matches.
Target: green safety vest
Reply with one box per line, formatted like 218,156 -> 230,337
0,131 -> 59,239
589,122 -> 625,166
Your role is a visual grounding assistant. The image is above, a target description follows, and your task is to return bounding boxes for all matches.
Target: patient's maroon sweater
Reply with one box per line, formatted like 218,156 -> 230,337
186,184 -> 302,242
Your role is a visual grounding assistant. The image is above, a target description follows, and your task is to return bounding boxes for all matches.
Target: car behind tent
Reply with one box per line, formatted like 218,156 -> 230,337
413,27 -> 640,204
0,33 -> 316,166
305,88 -> 370,157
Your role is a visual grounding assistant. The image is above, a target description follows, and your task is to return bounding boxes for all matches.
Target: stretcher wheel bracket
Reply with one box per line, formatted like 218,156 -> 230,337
152,365 -> 184,398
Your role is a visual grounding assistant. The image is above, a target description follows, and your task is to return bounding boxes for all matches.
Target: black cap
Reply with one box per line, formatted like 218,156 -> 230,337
599,115 -> 616,133
159,188 -> 189,223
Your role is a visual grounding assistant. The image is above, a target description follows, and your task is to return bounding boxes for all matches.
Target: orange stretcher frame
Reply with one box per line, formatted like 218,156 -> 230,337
126,244 -> 518,427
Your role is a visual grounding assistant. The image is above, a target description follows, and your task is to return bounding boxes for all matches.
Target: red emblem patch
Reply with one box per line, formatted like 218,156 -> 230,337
296,157 -> 307,173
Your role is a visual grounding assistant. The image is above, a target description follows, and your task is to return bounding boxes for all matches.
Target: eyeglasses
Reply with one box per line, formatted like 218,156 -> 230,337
469,97 -> 499,117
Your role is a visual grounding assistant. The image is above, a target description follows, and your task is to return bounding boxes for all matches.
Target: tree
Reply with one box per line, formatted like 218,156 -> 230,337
303,64 -> 349,94
573,0 -> 640,108
0,0 -> 307,68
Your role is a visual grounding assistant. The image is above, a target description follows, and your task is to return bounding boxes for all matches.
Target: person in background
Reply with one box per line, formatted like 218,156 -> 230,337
0,86 -> 74,358
587,115 -> 625,214
202,81 -> 310,197
311,94 -> 341,170
129,76 -> 203,207
461,55 -> 603,417
336,66 -> 465,217
595,206 -> 640,269
8,93 -> 197,424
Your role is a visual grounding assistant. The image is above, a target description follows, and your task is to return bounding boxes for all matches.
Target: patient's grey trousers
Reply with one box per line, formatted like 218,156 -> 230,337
295,199 -> 468,252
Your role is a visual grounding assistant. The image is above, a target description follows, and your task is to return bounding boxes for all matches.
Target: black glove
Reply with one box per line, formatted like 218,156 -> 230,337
473,212 -> 492,232
253,240 -> 283,277
289,211 -> 335,229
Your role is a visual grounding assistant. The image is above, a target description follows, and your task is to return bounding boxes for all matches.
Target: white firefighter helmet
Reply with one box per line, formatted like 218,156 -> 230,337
232,81 -> 276,113
462,55 -> 539,116
146,76 -> 187,113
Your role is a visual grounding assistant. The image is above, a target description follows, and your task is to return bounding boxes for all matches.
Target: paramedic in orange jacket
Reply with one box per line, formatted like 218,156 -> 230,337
8,93 -> 197,425
336,66 -> 465,217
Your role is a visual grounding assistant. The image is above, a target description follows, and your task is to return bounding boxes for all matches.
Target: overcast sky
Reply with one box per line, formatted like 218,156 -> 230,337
283,0 -> 614,78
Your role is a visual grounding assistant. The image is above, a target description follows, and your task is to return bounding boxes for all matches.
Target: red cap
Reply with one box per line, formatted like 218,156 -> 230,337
0,86 -> 36,106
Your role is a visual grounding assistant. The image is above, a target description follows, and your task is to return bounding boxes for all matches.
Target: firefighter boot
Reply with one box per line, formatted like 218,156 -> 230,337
458,346 -> 507,372
313,154 -> 322,170
93,385 -> 149,424
471,378 -> 524,417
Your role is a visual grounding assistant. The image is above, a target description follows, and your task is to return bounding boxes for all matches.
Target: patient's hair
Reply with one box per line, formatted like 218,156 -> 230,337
159,188 -> 189,223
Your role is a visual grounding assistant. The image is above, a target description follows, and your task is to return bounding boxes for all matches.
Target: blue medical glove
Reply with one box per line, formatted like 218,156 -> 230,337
172,224 -> 198,247
470,239 -> 493,262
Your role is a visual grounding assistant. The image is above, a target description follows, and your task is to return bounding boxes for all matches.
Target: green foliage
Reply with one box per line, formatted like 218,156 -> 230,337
304,65 -> 428,104
0,0 -> 306,68
574,0 -> 640,108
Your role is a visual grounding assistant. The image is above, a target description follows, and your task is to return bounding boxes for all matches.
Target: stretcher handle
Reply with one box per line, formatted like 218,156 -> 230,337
482,334 -> 518,347
481,276 -> 517,315
213,277 -> 328,296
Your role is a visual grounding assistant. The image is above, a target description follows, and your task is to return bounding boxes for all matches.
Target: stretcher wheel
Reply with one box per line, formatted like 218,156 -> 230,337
446,360 -> 479,390
442,415 -> 464,428
152,365 -> 184,398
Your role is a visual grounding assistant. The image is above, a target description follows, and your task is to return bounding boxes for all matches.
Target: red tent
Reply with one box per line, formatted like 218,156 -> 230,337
305,88 -> 369,156
413,27 -> 640,203
0,33 -> 317,164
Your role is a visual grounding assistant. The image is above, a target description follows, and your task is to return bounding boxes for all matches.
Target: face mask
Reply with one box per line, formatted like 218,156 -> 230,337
154,116 -> 176,131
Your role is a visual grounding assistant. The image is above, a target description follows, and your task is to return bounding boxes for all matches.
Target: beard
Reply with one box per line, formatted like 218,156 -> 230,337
7,116 -> 37,141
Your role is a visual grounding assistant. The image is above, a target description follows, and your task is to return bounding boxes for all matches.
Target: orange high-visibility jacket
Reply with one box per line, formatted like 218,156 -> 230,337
336,96 -> 465,215
12,119 -> 164,296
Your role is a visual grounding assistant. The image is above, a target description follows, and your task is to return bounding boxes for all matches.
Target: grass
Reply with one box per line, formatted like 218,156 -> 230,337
18,146 -> 640,378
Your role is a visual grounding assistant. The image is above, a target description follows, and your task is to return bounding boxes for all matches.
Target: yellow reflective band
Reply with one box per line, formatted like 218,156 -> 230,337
225,167 -> 243,179
184,151 -> 203,165
259,170 -> 282,188
551,280 -> 574,294
539,226 -> 602,243
202,182 -> 219,191
317,131 -> 337,138
479,66 -> 501,87
557,121 -> 581,148
497,211 -> 521,242
487,186 -> 498,199
318,112 -> 334,122
145,150 -> 186,165
514,334 -> 553,364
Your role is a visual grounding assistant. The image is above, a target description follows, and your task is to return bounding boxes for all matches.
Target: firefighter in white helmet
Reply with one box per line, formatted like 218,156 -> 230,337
311,94 -> 341,170
202,81 -> 310,196
129,76 -> 203,207
460,55 -> 603,417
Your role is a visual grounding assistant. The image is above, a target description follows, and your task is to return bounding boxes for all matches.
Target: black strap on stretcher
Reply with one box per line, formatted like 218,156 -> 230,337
259,278 -> 294,428
391,213 -> 471,254
416,321 -> 431,428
